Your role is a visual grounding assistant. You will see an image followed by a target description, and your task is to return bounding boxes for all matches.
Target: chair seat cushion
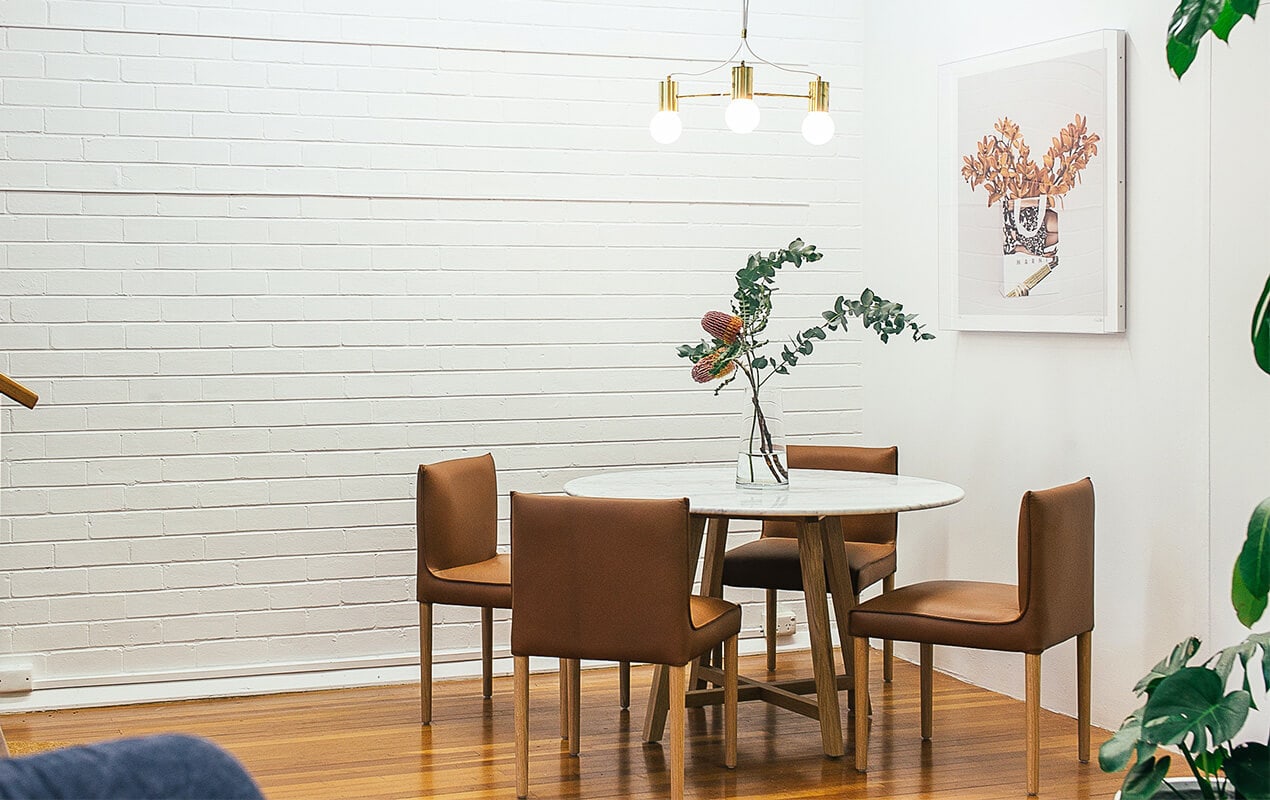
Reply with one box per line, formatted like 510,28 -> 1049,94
424,554 -> 512,608
848,580 -> 1026,651
688,596 -> 742,663
722,538 -> 896,594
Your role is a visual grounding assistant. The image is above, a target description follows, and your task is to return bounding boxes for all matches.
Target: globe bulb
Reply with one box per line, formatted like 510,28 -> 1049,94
649,110 -> 682,144
801,111 -> 835,145
724,98 -> 760,134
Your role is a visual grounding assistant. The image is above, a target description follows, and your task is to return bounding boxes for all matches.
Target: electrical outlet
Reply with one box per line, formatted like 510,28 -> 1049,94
0,666 -> 33,694
774,609 -> 797,637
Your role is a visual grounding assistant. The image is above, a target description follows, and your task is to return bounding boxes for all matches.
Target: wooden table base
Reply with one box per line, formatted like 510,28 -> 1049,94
643,514 -> 858,758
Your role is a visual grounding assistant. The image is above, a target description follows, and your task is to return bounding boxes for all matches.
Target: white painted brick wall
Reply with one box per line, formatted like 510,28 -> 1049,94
1,0 -> 865,695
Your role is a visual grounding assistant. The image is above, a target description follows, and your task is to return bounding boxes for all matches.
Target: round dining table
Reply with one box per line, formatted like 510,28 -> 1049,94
564,465 -> 964,758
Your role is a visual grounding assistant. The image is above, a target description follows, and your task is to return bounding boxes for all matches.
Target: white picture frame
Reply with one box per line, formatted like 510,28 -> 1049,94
939,30 -> 1125,334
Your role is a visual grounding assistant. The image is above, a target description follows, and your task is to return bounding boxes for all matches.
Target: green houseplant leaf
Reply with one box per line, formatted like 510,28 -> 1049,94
1225,741 -> 1269,798
1099,708 -> 1151,772
1134,636 -> 1201,694
1141,667 -> 1251,751
1233,498 -> 1270,627
1168,0 -> 1229,77
1254,274 -> 1270,375
1118,755 -> 1172,800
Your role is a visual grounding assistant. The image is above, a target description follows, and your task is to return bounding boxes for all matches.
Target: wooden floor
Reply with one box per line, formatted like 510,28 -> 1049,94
2,648 -> 1157,799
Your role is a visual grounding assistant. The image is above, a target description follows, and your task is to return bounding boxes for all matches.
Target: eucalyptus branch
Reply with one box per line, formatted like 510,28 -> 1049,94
676,240 -> 934,484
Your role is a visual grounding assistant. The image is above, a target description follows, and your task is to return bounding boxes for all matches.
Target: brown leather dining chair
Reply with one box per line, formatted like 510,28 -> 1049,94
722,444 -> 901,676
416,453 -> 511,724
849,477 -> 1094,796
510,493 -> 740,800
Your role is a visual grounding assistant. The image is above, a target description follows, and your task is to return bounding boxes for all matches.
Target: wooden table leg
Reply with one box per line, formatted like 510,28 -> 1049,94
644,514 -> 709,742
796,518 -> 845,758
820,516 -> 860,694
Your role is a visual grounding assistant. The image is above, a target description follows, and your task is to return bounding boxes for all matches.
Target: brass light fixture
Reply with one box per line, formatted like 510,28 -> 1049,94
649,0 -> 834,145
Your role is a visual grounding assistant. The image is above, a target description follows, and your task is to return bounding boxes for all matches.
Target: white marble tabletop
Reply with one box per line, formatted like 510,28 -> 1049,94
563,466 -> 964,518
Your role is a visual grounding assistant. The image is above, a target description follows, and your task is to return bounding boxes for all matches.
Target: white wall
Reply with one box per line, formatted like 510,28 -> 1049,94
1209,9 -> 1270,741
0,0 -> 867,708
863,0 -> 1268,732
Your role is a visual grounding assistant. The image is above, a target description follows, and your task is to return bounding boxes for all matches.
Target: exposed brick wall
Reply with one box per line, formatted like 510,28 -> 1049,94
0,0 -> 864,694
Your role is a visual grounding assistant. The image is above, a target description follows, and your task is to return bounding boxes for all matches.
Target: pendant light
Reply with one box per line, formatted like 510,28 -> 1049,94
650,0 -> 833,145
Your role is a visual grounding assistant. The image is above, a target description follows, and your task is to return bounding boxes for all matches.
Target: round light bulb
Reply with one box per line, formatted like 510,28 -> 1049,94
724,98 -> 760,134
801,111 -> 835,145
649,110 -> 682,144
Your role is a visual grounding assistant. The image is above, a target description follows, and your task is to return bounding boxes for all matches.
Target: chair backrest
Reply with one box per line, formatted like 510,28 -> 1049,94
1016,477 -> 1095,651
509,492 -> 696,665
416,453 -> 499,575
763,445 -> 899,544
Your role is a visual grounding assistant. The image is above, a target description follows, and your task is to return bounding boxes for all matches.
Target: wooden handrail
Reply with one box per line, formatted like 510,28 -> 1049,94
0,373 -> 38,409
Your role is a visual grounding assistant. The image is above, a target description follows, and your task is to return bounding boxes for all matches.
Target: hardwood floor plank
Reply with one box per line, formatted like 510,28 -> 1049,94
0,648 -> 1181,798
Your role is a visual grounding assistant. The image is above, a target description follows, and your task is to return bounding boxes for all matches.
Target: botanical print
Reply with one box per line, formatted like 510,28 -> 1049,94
940,31 -> 1123,334
961,115 -> 1100,297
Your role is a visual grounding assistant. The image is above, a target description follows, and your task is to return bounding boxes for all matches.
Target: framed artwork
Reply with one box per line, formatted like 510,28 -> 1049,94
939,30 -> 1125,333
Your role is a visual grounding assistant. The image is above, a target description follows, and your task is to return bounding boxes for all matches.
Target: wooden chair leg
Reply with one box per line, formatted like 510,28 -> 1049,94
1077,632 -> 1091,763
724,634 -> 738,769
853,637 -> 870,772
920,642 -> 933,740
568,658 -> 581,756
765,589 -> 777,672
514,655 -> 529,799
559,658 -> 569,739
619,661 -> 631,709
882,575 -> 895,682
419,602 -> 432,725
668,664 -> 687,800
481,607 -> 494,699
1026,652 -> 1041,796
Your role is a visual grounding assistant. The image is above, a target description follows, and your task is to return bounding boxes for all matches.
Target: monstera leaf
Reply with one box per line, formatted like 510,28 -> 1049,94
1168,0 -> 1259,78
1142,667 -> 1251,751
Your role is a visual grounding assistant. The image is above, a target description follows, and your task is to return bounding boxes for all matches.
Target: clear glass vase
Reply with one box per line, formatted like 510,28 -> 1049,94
736,388 -> 788,489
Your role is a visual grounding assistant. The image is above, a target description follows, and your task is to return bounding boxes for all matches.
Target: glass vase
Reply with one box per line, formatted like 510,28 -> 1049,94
736,388 -> 788,489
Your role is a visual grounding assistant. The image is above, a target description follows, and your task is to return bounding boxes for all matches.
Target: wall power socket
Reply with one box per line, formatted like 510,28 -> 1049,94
0,667 -> 33,694
769,609 -> 797,637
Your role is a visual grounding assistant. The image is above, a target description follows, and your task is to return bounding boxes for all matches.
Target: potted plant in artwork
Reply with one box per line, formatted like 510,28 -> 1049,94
960,114 -> 1100,298
676,239 -> 933,488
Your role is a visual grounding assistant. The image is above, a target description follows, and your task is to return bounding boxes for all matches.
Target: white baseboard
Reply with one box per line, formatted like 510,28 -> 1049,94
0,630 -> 811,713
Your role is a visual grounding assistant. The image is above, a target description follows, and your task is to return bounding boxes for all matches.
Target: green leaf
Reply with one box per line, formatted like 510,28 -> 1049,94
1211,0 -> 1242,40
1192,747 -> 1225,775
1099,707 -> 1146,772
1234,498 -> 1270,626
1254,274 -> 1270,375
1233,556 -> 1269,628
1211,0 -> 1259,39
1141,667 -> 1251,750
751,356 -> 768,370
1118,755 -> 1171,800
1167,0 -> 1227,77
1225,742 -> 1269,798
1135,637 -> 1201,694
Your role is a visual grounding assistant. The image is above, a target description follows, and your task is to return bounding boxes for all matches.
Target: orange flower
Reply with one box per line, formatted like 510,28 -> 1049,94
701,311 -> 743,343
691,350 -> 736,383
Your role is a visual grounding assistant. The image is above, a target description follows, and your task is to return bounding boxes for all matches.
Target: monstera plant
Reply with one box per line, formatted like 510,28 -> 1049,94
1097,6 -> 1270,798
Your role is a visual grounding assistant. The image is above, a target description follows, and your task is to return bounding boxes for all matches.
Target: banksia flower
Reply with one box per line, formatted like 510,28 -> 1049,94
691,350 -> 736,383
701,311 -> 743,344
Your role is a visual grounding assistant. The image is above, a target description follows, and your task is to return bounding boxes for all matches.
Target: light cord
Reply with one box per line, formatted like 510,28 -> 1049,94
666,0 -> 820,82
